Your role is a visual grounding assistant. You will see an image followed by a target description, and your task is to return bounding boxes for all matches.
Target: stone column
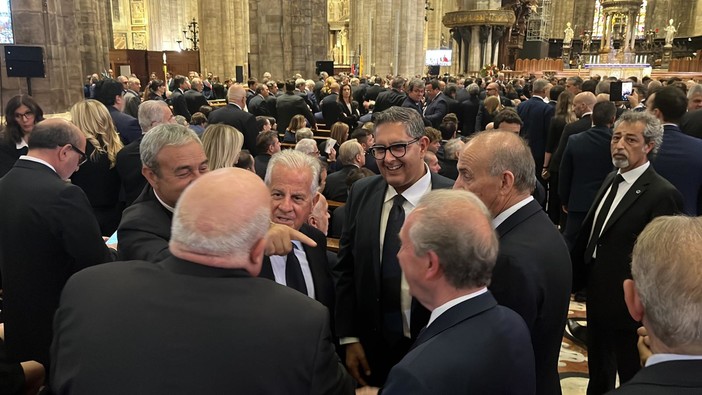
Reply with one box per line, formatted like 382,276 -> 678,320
147,0 -> 198,51
249,0 -> 327,79
4,0 -> 84,113
74,0 -> 111,78
199,0 -> 249,80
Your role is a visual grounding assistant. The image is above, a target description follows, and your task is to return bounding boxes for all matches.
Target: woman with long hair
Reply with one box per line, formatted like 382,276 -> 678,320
479,96 -> 504,131
69,99 -> 125,235
283,114 -> 308,143
337,83 -> 360,130
143,79 -> 167,101
0,95 -> 44,177
543,89 -> 576,225
201,124 -> 245,170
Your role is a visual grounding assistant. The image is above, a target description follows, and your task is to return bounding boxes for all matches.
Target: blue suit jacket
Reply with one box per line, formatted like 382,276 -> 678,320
559,126 -> 614,212
108,106 -> 142,145
381,292 -> 535,395
517,96 -> 555,172
651,124 -> 702,215
423,93 -> 448,128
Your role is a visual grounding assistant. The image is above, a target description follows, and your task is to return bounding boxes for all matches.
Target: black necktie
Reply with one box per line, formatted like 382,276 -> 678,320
585,174 -> 625,262
381,194 -> 406,339
285,245 -> 308,296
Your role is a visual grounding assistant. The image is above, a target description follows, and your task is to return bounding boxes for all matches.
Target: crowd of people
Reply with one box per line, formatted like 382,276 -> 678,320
0,67 -> 701,394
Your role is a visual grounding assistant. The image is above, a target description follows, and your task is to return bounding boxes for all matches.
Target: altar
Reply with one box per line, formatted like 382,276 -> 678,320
584,63 -> 652,80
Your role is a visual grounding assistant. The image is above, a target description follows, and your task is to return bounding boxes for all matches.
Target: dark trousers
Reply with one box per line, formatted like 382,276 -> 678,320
563,211 -> 587,251
586,320 -> 640,395
362,335 -> 412,387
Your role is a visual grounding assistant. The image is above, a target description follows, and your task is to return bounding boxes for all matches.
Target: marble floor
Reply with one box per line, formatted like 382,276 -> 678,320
559,299 -> 589,395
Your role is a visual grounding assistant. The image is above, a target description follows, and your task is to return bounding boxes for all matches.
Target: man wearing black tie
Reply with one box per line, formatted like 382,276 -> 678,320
571,111 -> 683,394
261,150 -> 335,315
334,107 -> 454,386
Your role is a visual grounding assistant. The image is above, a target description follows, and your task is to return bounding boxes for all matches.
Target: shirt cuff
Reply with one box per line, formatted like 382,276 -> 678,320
339,337 -> 360,345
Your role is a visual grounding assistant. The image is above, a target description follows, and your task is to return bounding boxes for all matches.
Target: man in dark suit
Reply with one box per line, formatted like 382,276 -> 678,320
276,79 -> 316,134
321,83 -> 342,127
169,75 -> 191,121
401,79 -> 426,116
115,100 -> 176,206
457,83 -> 481,136
50,168 -> 353,394
248,84 -> 272,117
350,127 -> 380,174
517,78 -> 555,179
0,119 -> 116,381
608,215 -> 702,394
648,86 -> 702,216
122,77 -> 141,118
559,101 -> 616,249
571,111 -> 683,394
95,78 -> 142,145
334,107 -> 454,387
364,76 -> 384,104
183,78 -> 209,118
377,189 -> 535,395
373,77 -> 406,113
680,108 -> 702,139
208,84 -> 260,156
423,79 -> 448,128
253,130 -> 280,180
454,130 -> 572,395
437,138 -> 463,180
323,139 -> 365,202
259,150 -> 335,315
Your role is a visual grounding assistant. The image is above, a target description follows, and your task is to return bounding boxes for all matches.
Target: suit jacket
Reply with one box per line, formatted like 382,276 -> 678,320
117,186 -> 173,262
184,89 -> 209,118
170,89 -> 191,121
373,89 -> 406,113
680,109 -> 702,139
381,292 -> 535,395
248,94 -> 271,117
0,139 -> 27,178
338,100 -> 360,130
108,106 -> 141,145
606,359 -> 702,394
0,160 -> 114,369
517,96 -> 555,172
334,173 -> 454,374
276,92 -> 316,133
264,95 -> 278,119
323,164 -> 357,202
50,255 -> 353,395
651,124 -> 702,215
259,224 -> 334,316
122,89 -> 140,119
549,114 -> 592,173
423,93 -> 449,128
491,199 -> 572,395
115,136 -> 147,206
559,126 -> 614,213
457,95 -> 481,136
571,167 -> 683,326
208,103 -> 259,156
254,153 -> 271,180
321,93 -> 342,127
364,84 -> 384,102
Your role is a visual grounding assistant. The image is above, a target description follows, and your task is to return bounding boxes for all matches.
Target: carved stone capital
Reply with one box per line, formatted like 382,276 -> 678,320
442,10 -> 516,29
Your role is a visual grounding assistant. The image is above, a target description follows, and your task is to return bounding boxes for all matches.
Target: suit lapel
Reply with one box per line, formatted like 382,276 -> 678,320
495,200 -> 542,237
583,171 -> 617,227
259,256 -> 274,280
366,180 -> 386,289
600,167 -> 654,235
300,224 -> 328,300
411,292 -> 497,350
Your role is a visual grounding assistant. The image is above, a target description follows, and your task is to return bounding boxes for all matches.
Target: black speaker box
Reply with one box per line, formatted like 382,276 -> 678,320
5,46 -> 45,78
235,65 -> 244,83
315,60 -> 334,76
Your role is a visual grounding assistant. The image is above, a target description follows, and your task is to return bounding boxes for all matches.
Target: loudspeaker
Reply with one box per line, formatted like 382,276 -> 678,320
235,65 -> 244,83
5,46 -> 45,78
315,60 -> 334,76
428,65 -> 440,76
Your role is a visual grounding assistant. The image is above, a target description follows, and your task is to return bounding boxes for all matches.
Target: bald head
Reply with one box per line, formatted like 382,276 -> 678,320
28,118 -> 87,180
227,84 -> 247,107
169,168 -> 271,272
573,92 -> 597,117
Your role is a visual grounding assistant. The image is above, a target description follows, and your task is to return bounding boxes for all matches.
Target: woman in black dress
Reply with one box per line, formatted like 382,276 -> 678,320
0,95 -> 44,177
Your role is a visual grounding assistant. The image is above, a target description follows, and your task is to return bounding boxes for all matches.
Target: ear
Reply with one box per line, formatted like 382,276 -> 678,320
142,165 -> 159,188
643,140 -> 655,155
308,215 -> 318,228
424,250 -> 442,280
58,145 -> 71,163
417,135 -> 430,154
499,170 -> 516,193
312,191 -> 321,207
623,279 -> 645,322
247,237 -> 267,276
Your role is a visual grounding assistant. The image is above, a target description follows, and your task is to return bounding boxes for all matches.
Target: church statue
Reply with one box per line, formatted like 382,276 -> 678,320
581,31 -> 592,52
563,22 -> 574,45
664,19 -> 677,46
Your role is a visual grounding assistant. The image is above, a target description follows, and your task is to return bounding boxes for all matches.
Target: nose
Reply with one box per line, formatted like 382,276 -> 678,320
278,195 -> 293,212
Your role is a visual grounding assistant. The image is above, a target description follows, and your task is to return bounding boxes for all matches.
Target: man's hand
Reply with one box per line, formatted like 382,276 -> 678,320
328,147 -> 337,162
346,342 -> 371,386
265,223 -> 316,255
637,326 -> 653,367
355,386 -> 379,395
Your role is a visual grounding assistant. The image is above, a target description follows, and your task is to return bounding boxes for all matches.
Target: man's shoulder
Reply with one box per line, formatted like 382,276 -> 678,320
431,172 -> 455,189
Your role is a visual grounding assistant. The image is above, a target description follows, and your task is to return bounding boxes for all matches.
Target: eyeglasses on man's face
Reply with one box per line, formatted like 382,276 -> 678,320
370,137 -> 421,160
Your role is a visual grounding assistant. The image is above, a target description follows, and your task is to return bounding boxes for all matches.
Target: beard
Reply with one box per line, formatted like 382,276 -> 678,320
612,157 -> 629,169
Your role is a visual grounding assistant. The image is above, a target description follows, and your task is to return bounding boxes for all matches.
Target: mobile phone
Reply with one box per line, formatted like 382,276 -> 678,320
610,81 -> 622,102
621,82 -> 632,101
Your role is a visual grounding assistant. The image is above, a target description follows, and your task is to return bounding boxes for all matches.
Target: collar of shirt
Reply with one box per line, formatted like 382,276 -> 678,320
229,102 -> 244,111
19,155 -> 57,174
492,195 -> 534,229
16,138 -> 28,150
531,94 -> 545,101
581,112 -> 593,118
661,122 -> 678,127
383,164 -> 432,206
646,353 -> 702,367
620,161 -> 649,184
427,288 -> 488,327
153,190 -> 175,213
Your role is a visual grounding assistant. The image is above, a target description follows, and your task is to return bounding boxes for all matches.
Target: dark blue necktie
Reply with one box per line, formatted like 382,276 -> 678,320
285,244 -> 308,295
381,194 -> 405,340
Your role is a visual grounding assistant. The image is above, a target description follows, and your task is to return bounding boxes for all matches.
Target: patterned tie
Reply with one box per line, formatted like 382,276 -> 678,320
285,244 -> 308,295
381,194 -> 406,340
585,174 -> 625,263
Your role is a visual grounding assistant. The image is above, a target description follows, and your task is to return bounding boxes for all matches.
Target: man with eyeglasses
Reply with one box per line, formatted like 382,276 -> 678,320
334,106 -> 454,387
0,119 -> 116,385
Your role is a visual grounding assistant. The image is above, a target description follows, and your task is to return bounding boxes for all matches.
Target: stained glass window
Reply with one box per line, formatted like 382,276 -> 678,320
0,0 -> 13,44
592,0 -> 647,38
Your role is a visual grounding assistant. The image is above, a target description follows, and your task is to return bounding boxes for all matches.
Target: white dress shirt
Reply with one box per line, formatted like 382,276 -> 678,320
269,241 -> 316,300
427,288 -> 488,327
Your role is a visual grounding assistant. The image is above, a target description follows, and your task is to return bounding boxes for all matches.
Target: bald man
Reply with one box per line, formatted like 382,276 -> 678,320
0,119 -> 116,381
208,84 -> 260,155
51,168 -> 353,394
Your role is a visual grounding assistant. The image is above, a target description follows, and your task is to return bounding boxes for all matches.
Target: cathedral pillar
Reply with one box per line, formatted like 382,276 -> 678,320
199,0 -> 249,80
5,0 -> 84,113
74,0 -> 111,78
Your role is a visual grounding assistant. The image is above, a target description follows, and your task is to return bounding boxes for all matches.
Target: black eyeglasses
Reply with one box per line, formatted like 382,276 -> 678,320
370,137 -> 421,160
67,144 -> 87,166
